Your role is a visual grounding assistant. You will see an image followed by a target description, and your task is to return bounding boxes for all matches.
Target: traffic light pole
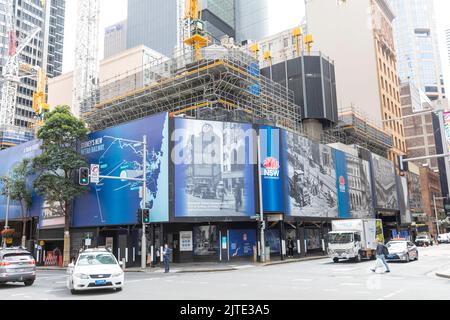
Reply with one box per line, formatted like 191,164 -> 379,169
141,135 -> 147,270
257,133 -> 266,263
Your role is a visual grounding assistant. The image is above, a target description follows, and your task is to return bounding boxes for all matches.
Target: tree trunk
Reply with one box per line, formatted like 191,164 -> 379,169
21,200 -> 27,248
63,201 -> 71,267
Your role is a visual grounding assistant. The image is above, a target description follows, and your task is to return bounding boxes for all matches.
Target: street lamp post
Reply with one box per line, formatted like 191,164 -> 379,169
433,195 -> 446,238
257,133 -> 265,263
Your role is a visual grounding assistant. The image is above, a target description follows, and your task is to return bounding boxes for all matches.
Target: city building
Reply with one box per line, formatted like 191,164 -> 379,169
235,0 -> 269,43
305,0 -> 407,168
446,28 -> 450,67
400,82 -> 438,169
201,0 -> 236,41
48,45 -> 167,112
388,0 -> 446,101
418,165 -> 443,236
104,20 -> 127,59
0,0 -> 66,148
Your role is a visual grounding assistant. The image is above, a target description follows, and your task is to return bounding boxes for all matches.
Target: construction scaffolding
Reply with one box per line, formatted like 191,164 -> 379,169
82,46 -> 301,133
321,106 -> 393,158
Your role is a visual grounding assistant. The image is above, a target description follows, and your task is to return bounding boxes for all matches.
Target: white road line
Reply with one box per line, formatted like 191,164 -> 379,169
44,289 -> 67,293
292,278 -> 314,282
324,289 -> 338,292
55,281 -> 66,284
340,283 -> 362,286
383,289 -> 404,299
11,294 -> 25,297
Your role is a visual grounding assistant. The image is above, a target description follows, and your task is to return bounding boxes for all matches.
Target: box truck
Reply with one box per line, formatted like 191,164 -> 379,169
327,219 -> 384,263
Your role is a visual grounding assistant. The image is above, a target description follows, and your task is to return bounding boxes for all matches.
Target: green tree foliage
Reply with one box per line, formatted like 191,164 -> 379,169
32,106 -> 88,265
0,159 -> 33,246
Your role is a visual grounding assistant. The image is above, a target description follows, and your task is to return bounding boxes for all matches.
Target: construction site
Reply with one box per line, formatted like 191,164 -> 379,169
82,45 -> 301,133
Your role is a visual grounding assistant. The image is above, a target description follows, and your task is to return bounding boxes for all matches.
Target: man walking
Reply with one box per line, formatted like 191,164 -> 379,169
163,244 -> 172,273
371,239 -> 390,273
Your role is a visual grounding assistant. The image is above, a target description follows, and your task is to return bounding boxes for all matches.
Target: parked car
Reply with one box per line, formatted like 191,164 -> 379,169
415,234 -> 433,247
0,247 -> 36,286
386,240 -> 418,263
192,182 -> 216,199
437,233 -> 450,244
67,248 -> 124,294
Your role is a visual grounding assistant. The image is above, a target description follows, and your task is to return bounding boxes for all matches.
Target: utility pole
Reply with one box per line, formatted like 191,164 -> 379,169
257,133 -> 266,263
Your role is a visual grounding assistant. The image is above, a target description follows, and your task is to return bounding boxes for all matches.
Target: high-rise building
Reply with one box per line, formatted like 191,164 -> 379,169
235,0 -> 269,43
104,20 -> 127,59
0,0 -> 65,148
201,0 -> 236,41
388,0 -> 445,101
305,0 -> 407,167
446,28 -> 450,67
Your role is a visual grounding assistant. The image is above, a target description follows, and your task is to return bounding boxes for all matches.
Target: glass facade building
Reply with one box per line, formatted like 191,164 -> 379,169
388,0 -> 445,100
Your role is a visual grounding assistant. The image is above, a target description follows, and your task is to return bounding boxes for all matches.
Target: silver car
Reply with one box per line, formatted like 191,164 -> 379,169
386,240 -> 418,263
0,247 -> 36,286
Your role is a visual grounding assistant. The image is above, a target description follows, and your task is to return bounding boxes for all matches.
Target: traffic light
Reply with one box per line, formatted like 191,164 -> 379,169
136,209 -> 143,224
142,209 -> 150,224
79,167 -> 90,186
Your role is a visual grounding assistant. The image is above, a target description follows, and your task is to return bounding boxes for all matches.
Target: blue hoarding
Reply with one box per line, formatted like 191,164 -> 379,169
0,140 -> 42,221
73,112 -> 169,227
334,150 -> 351,218
229,229 -> 256,257
173,119 -> 255,217
259,125 -> 284,212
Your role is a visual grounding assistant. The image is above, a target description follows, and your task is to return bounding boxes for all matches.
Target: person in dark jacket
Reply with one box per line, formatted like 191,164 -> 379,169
163,244 -> 172,273
287,238 -> 295,258
371,239 -> 390,273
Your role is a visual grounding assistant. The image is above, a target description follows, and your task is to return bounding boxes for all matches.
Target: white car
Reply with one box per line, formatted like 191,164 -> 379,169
67,248 -> 124,294
437,234 -> 450,244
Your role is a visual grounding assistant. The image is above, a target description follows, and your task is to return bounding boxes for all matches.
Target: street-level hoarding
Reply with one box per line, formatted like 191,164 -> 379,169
0,140 -> 43,222
370,153 -> 399,210
229,229 -> 256,257
282,130 -> 338,218
173,118 -> 256,218
73,112 -> 169,227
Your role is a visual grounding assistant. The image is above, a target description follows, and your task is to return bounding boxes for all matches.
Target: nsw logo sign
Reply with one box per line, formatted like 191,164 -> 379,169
263,157 -> 280,178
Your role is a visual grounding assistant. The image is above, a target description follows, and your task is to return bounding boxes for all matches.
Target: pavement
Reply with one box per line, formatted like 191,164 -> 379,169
36,254 -> 328,273
7,245 -> 450,300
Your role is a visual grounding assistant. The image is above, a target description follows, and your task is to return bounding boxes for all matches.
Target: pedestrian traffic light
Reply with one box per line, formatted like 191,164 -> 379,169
142,209 -> 150,224
79,167 -> 90,186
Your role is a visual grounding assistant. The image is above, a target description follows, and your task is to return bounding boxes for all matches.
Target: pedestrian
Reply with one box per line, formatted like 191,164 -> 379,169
217,181 -> 225,210
371,239 -> 390,273
234,182 -> 243,212
163,244 -> 172,273
287,238 -> 295,258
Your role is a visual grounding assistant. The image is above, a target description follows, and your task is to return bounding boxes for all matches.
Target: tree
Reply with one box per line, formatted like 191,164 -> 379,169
32,106 -> 89,267
0,159 -> 33,247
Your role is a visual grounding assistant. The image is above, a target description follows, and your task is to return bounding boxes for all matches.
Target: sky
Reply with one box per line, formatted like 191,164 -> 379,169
62,0 -> 450,94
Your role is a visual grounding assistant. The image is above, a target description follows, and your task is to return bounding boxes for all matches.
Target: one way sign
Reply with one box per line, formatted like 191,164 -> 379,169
90,164 -> 100,184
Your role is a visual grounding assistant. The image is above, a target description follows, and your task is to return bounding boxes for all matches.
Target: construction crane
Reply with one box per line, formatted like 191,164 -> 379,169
72,0 -> 100,118
181,0 -> 209,61
32,67 -> 49,126
0,0 -> 41,128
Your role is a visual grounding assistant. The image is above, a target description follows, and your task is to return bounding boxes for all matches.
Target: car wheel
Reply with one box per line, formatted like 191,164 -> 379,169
24,280 -> 34,286
70,289 -> 77,295
116,287 -> 123,292
354,254 -> 362,263
415,252 -> 419,261
405,254 -> 410,263
333,258 -> 339,263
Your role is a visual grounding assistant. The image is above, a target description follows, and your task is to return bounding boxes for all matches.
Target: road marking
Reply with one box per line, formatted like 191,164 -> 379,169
292,278 -> 313,282
11,294 -> 25,297
340,283 -> 362,286
55,281 -> 66,284
324,289 -> 338,292
383,289 -> 404,299
44,289 -> 67,293
234,265 -> 254,270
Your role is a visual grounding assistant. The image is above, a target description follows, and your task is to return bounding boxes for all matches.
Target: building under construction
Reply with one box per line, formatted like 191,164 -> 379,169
82,45 -> 300,133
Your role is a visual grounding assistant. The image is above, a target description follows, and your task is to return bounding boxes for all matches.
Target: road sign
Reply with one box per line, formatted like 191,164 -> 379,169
90,164 -> 100,184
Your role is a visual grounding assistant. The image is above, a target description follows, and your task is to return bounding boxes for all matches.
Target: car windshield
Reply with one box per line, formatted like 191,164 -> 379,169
417,236 -> 427,239
77,253 -> 117,266
2,253 -> 33,262
328,233 -> 353,244
387,242 -> 407,251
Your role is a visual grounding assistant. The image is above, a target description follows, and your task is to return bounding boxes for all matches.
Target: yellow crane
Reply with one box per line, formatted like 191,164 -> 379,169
32,67 -> 49,127
183,0 -> 209,61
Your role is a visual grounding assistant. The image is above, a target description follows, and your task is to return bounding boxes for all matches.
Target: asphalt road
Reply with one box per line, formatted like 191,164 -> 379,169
1,245 -> 450,300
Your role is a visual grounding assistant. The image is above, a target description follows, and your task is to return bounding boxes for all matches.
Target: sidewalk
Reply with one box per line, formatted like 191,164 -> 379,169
37,255 -> 328,273
435,268 -> 450,279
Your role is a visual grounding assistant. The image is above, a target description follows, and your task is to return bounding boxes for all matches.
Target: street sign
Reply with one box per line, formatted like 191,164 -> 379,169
39,240 -> 45,246
90,164 -> 100,184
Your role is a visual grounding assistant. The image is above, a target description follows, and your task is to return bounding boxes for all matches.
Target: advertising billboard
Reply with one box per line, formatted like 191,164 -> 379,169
334,150 -> 350,218
0,140 -> 42,222
443,111 -> 450,151
345,155 -> 374,218
409,173 -> 422,213
283,130 -> 338,218
396,175 -> 412,224
73,112 -> 169,227
259,125 -> 283,212
370,154 -> 399,210
229,229 -> 256,257
173,119 -> 255,217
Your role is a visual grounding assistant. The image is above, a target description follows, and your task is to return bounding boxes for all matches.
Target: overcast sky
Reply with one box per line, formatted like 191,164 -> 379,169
62,0 -> 450,93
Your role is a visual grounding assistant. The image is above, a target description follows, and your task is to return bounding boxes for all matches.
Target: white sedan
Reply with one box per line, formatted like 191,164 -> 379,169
67,249 -> 124,294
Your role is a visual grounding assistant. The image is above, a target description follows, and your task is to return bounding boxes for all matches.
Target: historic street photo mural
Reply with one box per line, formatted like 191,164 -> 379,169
193,225 -> 219,256
346,155 -> 374,218
284,131 -> 338,217
371,154 -> 399,210
174,119 -> 255,217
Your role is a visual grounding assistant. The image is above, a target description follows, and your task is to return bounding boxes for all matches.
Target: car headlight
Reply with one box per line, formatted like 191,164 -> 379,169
74,273 -> 89,279
112,272 -> 123,277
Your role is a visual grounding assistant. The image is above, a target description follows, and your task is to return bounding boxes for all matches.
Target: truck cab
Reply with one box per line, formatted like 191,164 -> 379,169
327,231 -> 363,263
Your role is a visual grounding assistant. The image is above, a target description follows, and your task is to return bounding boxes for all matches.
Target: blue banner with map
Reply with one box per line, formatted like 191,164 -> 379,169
73,112 -> 169,226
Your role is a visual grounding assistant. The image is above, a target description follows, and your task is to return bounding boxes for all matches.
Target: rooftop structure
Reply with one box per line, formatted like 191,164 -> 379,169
82,46 -> 300,133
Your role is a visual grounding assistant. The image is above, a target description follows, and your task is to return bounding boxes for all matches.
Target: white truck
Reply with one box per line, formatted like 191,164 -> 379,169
327,219 -> 384,263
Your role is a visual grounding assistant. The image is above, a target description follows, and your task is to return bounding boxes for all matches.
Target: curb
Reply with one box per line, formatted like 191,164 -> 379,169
263,256 -> 328,266
435,272 -> 450,279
